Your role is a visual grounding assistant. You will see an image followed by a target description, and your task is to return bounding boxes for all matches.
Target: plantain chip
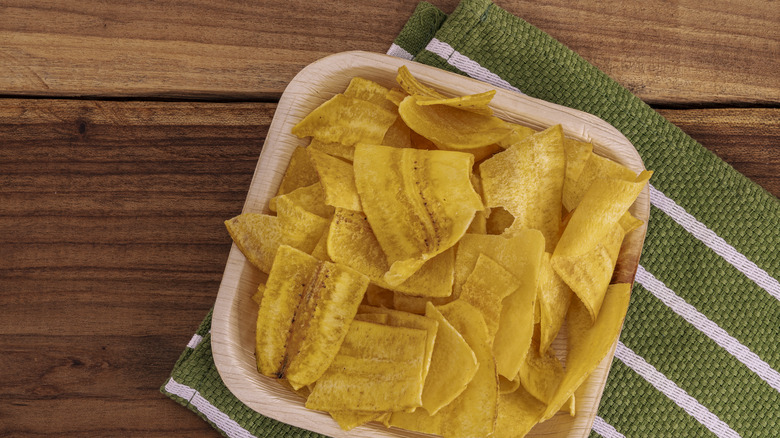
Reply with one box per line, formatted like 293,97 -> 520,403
343,77 -> 397,112
251,283 -> 266,305
327,208 -> 455,297
382,117 -> 413,149
310,220 -> 331,261
291,94 -> 397,146
224,213 -> 281,274
256,246 -> 369,389
276,146 -> 319,197
392,293 -> 431,315
386,87 -> 409,106
308,138 -> 355,162
353,144 -> 483,285
562,151 -> 638,211
269,182 -> 334,218
415,90 -> 496,116
306,320 -> 427,412
498,374 -> 522,394
458,253 -> 519,343
496,123 -> 536,149
307,148 -> 362,211
518,336 -> 565,405
275,195 -> 331,255
479,125 -> 566,251
399,95 -> 512,150
552,171 -> 651,321
494,386 -> 547,438
538,252 -> 573,355
540,283 -> 632,421
562,138 -> 594,204
389,300 -> 498,438
396,65 -> 446,99
420,302 -> 479,415
353,312 -> 389,324
328,410 -> 383,431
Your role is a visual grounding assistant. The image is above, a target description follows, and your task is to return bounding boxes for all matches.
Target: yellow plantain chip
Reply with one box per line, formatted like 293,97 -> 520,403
496,122 -> 537,149
415,90 -> 496,116
307,148 -> 362,211
275,195 -> 331,255
458,253 -> 520,343
562,151 -> 638,211
251,283 -> 266,305
358,305 -> 439,384
552,171 -> 651,321
540,283 -> 632,421
269,182 -> 334,218
518,336 -> 565,405
224,213 -> 281,274
329,410 -> 383,431
396,65 -> 446,99
479,125 -> 566,251
389,300 -> 498,438
392,293 -> 431,314
327,208 -> 455,297
382,117 -> 413,149
306,320 -> 428,412
538,252 -> 573,355
291,94 -> 397,146
399,95 -> 512,150
353,144 -> 483,285
453,231 -> 544,380
386,87 -> 409,106
494,386 -> 546,438
562,138 -> 594,204
485,207 -> 515,235
276,146 -> 319,197
256,246 -> 369,389
420,302 -> 479,415
308,138 -> 355,162
343,76 -> 397,112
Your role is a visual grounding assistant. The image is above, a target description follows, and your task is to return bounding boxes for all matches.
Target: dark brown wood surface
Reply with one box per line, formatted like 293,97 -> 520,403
1,1 -> 777,436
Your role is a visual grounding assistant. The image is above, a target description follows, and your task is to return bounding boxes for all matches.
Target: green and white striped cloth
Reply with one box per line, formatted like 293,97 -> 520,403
162,1 -> 779,436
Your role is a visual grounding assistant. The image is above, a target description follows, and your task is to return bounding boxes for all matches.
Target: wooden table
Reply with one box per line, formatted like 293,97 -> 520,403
1,1 -> 777,436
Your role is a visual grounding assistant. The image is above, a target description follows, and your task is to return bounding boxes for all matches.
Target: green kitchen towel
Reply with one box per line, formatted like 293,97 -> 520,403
163,1 -> 780,437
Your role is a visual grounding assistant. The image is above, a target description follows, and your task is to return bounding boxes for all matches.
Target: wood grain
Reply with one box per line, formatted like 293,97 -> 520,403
1,0 -> 777,105
0,99 -> 272,437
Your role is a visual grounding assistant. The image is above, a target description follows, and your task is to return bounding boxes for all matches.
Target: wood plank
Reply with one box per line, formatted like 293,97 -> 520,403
1,0 -> 777,104
657,108 -> 780,197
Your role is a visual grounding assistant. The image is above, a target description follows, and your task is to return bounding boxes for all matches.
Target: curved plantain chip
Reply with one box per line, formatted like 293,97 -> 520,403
415,90 -> 496,116
552,171 -> 651,321
291,94 -> 397,146
458,253 -> 519,343
496,122 -> 537,149
306,320 -> 428,412
307,148 -> 362,211
562,138 -> 594,204
479,125 -> 566,251
399,95 -> 512,150
353,144 -> 483,285
224,213 -> 281,274
270,182 -> 334,218
327,208 -> 455,297
275,195 -> 331,255
343,77 -> 397,112
256,246 -> 369,389
494,386 -> 546,438
562,151 -> 638,212
538,252 -> 573,355
540,283 -> 632,421
518,336 -> 565,405
276,146 -> 319,197
396,65 -> 446,99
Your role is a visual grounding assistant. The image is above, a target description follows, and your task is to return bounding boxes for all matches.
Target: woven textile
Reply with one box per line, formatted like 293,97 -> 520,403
162,1 -> 779,437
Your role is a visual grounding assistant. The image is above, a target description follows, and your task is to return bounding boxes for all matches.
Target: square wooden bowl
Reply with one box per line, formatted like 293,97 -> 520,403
211,51 -> 649,438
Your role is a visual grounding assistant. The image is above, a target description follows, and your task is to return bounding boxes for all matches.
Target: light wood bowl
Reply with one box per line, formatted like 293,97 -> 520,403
211,51 -> 649,438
